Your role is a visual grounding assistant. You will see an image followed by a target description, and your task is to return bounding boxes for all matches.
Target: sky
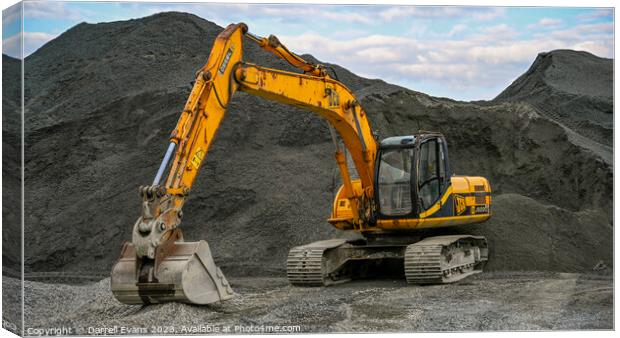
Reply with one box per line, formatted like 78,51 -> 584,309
1,1 -> 614,101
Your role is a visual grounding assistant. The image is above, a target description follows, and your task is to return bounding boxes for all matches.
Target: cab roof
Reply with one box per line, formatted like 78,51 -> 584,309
380,135 -> 415,147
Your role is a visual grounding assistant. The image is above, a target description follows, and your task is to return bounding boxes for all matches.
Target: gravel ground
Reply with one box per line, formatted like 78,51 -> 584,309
3,272 -> 612,334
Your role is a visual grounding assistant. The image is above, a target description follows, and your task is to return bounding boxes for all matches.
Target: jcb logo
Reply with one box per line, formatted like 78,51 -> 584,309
325,87 -> 339,107
454,195 -> 466,215
191,149 -> 205,170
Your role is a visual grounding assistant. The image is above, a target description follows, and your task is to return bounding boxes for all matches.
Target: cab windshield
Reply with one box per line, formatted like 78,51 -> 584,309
377,148 -> 413,216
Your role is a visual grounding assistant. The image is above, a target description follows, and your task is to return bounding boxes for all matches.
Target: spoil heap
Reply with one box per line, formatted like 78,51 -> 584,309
495,50 -> 613,148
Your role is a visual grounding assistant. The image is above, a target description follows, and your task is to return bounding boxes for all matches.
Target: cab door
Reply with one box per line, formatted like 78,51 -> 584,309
416,137 -> 451,215
376,147 -> 414,217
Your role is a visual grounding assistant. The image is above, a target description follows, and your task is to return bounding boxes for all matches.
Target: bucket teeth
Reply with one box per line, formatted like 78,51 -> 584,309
111,240 -> 233,305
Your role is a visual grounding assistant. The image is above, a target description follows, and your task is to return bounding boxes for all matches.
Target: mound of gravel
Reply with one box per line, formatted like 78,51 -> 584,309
2,54 -> 23,333
495,50 -> 613,147
2,54 -> 22,270
2,12 -> 613,278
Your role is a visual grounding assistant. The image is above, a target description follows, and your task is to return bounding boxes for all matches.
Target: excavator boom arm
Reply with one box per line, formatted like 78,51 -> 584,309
165,24 -> 245,193
163,23 -> 377,217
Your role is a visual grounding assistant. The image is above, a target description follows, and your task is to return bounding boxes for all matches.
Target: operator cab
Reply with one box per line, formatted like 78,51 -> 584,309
374,132 -> 451,219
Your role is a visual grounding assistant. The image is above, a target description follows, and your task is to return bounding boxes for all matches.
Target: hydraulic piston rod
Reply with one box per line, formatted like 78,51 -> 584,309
152,142 -> 176,186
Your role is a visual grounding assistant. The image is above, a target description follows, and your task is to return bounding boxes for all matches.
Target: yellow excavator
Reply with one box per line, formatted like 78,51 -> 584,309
111,23 -> 491,305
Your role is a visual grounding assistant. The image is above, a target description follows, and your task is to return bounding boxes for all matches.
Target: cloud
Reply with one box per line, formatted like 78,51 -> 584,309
3,31 -> 58,58
467,40 -> 565,64
251,5 -> 503,25
4,3 -> 613,101
3,33 -> 21,58
396,63 -> 477,82
546,23 -> 614,41
571,40 -> 613,57
471,7 -> 506,21
480,24 -> 519,40
527,18 -> 562,30
355,47 -> 403,62
447,24 -> 467,37
539,18 -> 562,27
377,6 -> 505,22
23,1 -> 86,21
577,8 -> 613,22
23,32 -> 57,55
110,3 -> 377,27
2,2 -> 22,26
274,15 -> 612,100
377,7 -> 459,21
320,11 -> 374,25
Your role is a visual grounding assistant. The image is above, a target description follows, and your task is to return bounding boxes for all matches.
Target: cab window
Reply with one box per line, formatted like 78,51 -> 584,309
377,148 -> 413,216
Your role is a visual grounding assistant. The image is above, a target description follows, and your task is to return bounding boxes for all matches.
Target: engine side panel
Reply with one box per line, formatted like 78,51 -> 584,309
329,176 -> 491,232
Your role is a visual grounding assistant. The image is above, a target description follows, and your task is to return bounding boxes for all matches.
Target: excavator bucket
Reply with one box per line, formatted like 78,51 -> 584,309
111,240 -> 234,305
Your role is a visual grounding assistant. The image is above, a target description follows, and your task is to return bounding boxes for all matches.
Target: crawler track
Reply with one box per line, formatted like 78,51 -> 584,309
286,247 -> 326,286
405,235 -> 488,284
286,239 -> 351,286
404,244 -> 444,283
